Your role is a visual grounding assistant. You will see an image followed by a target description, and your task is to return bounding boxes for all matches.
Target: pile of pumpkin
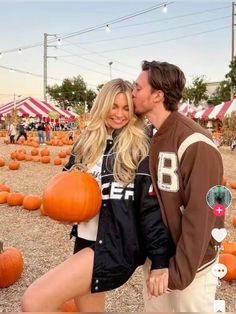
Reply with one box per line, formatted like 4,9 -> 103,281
0,147 -> 71,169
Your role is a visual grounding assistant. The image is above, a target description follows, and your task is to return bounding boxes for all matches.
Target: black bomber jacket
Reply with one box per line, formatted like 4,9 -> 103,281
63,132 -> 175,293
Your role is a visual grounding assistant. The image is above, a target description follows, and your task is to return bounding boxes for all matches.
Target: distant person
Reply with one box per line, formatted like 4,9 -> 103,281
37,122 -> 45,144
8,123 -> 17,144
16,122 -> 27,141
44,123 -> 51,141
68,129 -> 74,141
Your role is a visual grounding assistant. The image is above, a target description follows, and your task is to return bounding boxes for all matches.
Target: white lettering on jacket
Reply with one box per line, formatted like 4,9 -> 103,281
157,152 -> 179,192
101,182 -> 134,200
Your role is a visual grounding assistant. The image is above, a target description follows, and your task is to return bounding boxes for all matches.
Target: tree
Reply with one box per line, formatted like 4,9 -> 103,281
182,75 -> 208,106
207,80 -> 231,105
225,56 -> 236,97
47,75 -> 97,112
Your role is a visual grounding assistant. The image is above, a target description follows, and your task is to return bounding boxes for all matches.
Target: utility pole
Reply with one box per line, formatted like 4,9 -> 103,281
43,33 -> 57,102
231,2 -> 236,100
109,61 -> 113,80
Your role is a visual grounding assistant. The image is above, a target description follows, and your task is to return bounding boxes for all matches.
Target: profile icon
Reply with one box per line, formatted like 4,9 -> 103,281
206,185 -> 232,210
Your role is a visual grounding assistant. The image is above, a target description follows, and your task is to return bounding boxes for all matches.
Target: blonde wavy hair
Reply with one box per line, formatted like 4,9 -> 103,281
72,78 -> 149,185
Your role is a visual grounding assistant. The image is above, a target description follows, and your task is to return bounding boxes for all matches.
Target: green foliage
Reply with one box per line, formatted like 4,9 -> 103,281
225,56 -> 236,97
182,75 -> 208,106
207,80 -> 231,105
46,75 -> 97,112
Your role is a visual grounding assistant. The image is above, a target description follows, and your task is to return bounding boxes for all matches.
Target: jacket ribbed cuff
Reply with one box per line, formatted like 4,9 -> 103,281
150,254 -> 169,270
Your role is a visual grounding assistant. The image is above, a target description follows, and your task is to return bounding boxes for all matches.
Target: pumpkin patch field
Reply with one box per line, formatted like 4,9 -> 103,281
0,140 -> 236,312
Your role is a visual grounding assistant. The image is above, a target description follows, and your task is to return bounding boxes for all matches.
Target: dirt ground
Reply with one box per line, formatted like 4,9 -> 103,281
0,140 -> 236,312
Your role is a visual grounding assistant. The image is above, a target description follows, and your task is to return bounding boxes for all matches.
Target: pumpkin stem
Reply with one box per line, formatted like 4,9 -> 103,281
0,241 -> 3,253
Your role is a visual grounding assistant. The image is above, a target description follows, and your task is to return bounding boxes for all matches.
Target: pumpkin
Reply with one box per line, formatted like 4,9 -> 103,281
233,215 -> 236,227
31,148 -> 39,156
219,253 -> 236,281
10,151 -> 17,160
0,191 -> 9,204
0,184 -> 10,192
24,154 -> 33,161
0,241 -> 24,288
41,156 -> 50,164
230,181 -> 236,189
40,148 -> 50,156
58,151 -> 67,159
58,299 -> 78,312
23,195 -> 42,210
8,160 -> 20,170
7,192 -> 25,206
0,158 -> 5,167
15,152 -> 25,161
221,241 -> 236,256
42,171 -> 101,223
54,158 -> 62,165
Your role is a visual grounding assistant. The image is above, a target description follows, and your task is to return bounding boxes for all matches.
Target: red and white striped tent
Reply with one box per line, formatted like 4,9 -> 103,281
0,97 -> 78,120
178,103 -> 203,117
193,100 -> 236,120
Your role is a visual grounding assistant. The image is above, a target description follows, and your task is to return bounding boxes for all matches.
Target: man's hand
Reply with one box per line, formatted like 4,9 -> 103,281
146,268 -> 169,299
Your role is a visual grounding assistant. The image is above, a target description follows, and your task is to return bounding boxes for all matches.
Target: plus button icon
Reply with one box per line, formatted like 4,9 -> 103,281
213,204 -> 226,217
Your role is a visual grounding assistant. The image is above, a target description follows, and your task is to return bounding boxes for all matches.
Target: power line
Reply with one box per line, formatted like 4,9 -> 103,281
0,2 -> 174,55
0,65 -> 62,81
61,16 -> 230,46
76,26 -> 230,56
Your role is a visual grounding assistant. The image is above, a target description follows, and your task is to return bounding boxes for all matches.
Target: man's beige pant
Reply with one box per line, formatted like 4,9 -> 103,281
142,259 -> 218,312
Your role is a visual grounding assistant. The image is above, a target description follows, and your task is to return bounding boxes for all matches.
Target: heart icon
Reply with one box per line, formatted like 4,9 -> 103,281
211,228 -> 227,242
211,263 -> 227,279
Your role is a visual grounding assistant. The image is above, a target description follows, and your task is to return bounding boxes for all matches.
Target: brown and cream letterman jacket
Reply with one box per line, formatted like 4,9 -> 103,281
149,111 -> 224,290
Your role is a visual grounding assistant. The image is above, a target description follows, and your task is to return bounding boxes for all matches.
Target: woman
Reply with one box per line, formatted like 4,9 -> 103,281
21,79 -> 174,312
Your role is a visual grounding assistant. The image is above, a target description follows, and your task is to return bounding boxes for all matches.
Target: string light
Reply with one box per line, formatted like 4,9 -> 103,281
0,52 -> 3,58
57,38 -> 62,46
18,48 -> 22,54
105,24 -> 110,32
162,4 -> 168,13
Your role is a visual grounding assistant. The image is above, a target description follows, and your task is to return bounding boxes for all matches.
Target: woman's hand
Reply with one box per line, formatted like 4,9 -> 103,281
146,268 -> 169,299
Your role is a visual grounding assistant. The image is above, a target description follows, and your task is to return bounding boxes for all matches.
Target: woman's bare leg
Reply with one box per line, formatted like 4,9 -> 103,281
21,248 -> 94,312
74,292 -> 105,312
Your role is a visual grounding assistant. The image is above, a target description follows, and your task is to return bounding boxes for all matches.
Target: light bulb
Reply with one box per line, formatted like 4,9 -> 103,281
57,38 -> 62,46
18,48 -> 22,54
106,24 -> 110,32
162,4 -> 168,13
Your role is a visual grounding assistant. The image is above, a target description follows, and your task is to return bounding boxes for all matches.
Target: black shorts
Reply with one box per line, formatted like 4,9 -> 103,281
73,237 -> 96,254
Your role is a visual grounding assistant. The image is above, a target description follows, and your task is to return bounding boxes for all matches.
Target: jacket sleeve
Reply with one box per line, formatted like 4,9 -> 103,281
168,141 -> 224,290
135,157 -> 175,269
62,153 -> 76,172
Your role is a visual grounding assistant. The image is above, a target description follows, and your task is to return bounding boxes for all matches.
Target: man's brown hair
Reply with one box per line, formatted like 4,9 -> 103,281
142,60 -> 186,111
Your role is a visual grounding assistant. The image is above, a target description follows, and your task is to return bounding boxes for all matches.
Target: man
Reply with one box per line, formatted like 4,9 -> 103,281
132,60 -> 224,312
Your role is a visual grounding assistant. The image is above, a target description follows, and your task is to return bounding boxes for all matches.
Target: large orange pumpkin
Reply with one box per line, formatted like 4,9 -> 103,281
0,241 -> 24,288
7,192 -> 25,206
23,195 -> 42,210
42,171 -> 101,222
0,191 -> 9,204
219,253 -> 236,281
221,241 -> 236,256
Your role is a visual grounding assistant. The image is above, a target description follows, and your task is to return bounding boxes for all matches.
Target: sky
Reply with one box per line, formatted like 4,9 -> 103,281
0,0 -> 233,104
